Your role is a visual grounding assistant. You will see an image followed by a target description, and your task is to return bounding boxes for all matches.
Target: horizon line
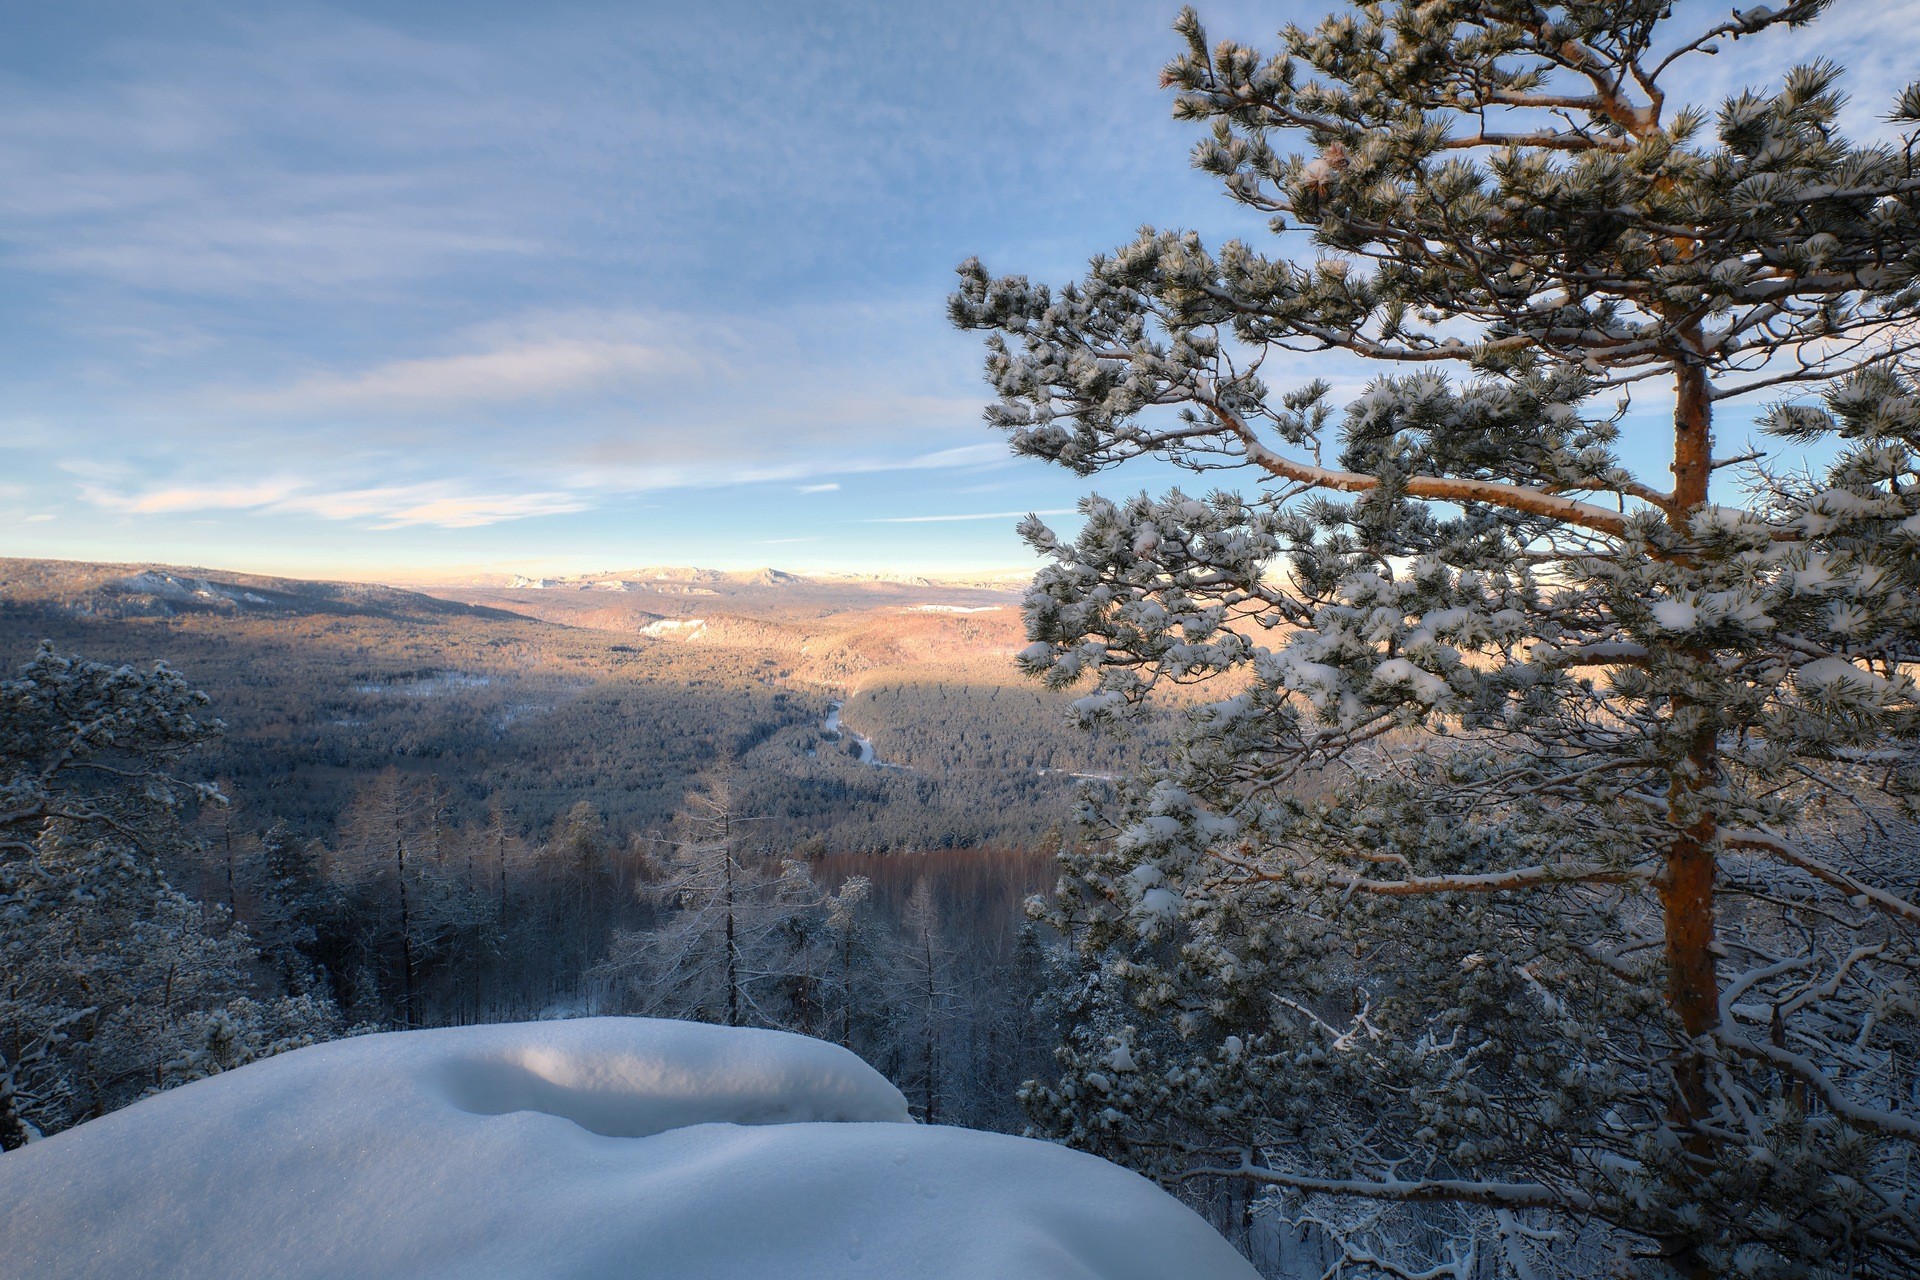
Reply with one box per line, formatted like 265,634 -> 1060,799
1,550 -> 1046,588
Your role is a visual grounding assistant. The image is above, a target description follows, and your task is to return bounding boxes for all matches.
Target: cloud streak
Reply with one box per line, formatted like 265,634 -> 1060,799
78,478 -> 587,528
78,479 -> 302,514
214,338 -> 687,413
864,508 -> 1077,524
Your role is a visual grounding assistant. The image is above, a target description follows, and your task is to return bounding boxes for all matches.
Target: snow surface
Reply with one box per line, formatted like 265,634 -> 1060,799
0,1017 -> 1257,1280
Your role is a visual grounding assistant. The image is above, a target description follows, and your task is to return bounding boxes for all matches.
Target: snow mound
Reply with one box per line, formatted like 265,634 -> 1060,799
0,1017 -> 1257,1280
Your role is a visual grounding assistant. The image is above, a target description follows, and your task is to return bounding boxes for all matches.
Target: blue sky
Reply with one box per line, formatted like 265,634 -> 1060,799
1,1 -> 1911,580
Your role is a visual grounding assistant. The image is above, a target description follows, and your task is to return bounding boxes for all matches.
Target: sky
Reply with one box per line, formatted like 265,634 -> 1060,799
1,1 -> 1913,582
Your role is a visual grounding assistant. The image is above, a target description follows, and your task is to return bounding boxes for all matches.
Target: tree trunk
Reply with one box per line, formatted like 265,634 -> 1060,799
0,1056 -> 32,1152
724,832 -> 739,1029
1661,357 -> 1724,1278
396,834 -> 415,1029
1662,359 -> 1723,1064
496,824 -> 509,922
1661,729 -> 1722,1075
923,935 -> 938,1125
840,932 -> 854,1048
222,816 -> 237,915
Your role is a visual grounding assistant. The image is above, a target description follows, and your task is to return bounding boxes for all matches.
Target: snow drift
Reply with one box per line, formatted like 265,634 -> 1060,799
0,1017 -> 1257,1279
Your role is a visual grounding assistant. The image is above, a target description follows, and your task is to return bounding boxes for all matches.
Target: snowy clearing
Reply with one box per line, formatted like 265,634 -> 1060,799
641,617 -> 708,640
353,670 -> 495,697
0,1017 -> 1256,1279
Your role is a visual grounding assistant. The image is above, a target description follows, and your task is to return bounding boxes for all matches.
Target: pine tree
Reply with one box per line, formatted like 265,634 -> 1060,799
331,771 -> 495,1028
1,647 -> 340,1146
596,782 -> 819,1029
893,876 -> 958,1125
822,874 -> 891,1052
953,4 -> 1920,1275
246,822 -> 334,996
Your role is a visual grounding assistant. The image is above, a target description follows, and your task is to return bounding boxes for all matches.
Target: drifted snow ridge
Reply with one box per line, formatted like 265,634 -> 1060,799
0,1017 -> 1258,1279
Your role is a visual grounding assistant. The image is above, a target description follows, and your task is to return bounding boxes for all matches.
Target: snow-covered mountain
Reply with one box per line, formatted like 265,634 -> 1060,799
455,564 -> 1030,595
0,558 -> 519,623
0,1018 -> 1257,1279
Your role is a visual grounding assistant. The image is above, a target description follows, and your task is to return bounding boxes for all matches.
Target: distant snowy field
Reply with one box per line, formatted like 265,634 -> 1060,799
1,1018 -> 1256,1279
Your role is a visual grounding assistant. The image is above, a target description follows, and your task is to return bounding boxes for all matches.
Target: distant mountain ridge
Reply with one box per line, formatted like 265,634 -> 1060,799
0,559 -> 526,624
0,556 -> 1033,681
422,564 -> 1029,643
463,566 -> 1033,593
0,558 -> 1035,620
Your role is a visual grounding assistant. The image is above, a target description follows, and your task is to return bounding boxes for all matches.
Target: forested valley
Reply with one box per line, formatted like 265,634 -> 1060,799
0,556 -> 1142,1150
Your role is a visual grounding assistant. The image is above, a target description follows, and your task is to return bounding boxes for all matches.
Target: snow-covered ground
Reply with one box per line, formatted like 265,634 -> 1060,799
114,570 -> 272,606
0,1018 -> 1256,1279
641,617 -> 708,639
353,670 -> 495,697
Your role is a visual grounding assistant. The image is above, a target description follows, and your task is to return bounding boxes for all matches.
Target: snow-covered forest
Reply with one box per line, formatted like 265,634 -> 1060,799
8,2 -> 1920,1277
0,645 -> 1070,1141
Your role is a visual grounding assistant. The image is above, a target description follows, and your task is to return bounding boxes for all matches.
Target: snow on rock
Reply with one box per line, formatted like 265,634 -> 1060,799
0,1017 -> 1257,1280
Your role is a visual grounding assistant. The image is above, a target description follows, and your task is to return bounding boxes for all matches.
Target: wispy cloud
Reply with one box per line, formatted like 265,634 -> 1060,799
898,443 -> 1004,470
277,485 -> 588,528
78,479 -> 301,514
45,1 -> 1902,575
865,508 -> 1077,523
214,337 -> 686,413
78,478 -> 586,528
0,11 -> 538,298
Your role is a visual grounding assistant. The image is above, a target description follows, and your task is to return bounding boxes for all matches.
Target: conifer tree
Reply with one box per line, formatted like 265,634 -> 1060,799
954,4 -> 1920,1274
331,771 -> 495,1028
893,877 -> 956,1125
822,874 -> 891,1052
247,822 -> 334,996
596,782 -> 818,1029
1,647 -> 340,1146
